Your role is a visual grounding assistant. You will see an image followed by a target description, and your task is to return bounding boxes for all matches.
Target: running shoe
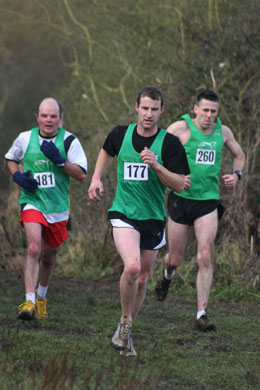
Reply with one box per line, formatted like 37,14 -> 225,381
120,337 -> 137,357
196,314 -> 216,332
111,322 -> 132,350
17,300 -> 36,321
155,273 -> 171,301
36,297 -> 48,319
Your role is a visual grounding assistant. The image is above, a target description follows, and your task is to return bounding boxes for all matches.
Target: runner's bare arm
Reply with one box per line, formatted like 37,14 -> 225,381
88,148 -> 114,201
222,125 -> 245,189
62,161 -> 86,181
6,160 -> 20,176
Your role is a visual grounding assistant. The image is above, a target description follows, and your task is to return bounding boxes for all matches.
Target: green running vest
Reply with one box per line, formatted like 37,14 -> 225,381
109,124 -> 167,220
176,114 -> 224,200
19,127 -> 70,213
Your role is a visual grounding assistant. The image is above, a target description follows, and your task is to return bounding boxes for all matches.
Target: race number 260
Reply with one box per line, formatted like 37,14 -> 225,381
195,149 -> 216,165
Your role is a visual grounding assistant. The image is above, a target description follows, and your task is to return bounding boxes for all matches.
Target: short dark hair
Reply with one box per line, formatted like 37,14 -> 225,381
36,98 -> 63,117
136,86 -> 164,108
196,90 -> 220,106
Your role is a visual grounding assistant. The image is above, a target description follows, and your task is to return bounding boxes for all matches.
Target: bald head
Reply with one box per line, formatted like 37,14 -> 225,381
37,98 -> 63,118
36,98 -> 63,137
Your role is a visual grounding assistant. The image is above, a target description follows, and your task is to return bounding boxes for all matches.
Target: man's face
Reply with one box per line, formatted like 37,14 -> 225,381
36,99 -> 61,137
193,99 -> 219,130
135,96 -> 164,133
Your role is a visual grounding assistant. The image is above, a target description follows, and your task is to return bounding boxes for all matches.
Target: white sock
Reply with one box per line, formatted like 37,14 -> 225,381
37,284 -> 48,299
164,268 -> 176,280
26,293 -> 36,305
197,310 -> 206,320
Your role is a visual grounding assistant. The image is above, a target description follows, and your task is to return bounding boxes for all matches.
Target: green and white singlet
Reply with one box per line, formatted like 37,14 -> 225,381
109,124 -> 167,220
19,128 -> 70,213
177,114 -> 224,200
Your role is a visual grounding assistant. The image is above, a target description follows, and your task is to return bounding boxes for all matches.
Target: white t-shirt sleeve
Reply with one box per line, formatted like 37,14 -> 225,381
5,131 -> 31,163
66,136 -> 88,172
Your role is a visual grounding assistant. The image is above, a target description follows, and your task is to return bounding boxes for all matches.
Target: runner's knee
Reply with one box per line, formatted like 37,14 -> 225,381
124,261 -> 140,281
137,271 -> 149,288
40,246 -> 57,265
27,241 -> 41,260
40,254 -> 56,266
197,248 -> 211,268
168,251 -> 182,267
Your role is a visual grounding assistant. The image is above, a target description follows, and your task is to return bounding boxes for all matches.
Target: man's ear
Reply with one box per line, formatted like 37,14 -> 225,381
59,115 -> 64,127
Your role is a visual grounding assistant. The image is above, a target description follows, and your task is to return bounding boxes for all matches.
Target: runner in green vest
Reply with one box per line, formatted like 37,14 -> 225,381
5,98 -> 87,321
88,86 -> 190,356
155,90 -> 245,331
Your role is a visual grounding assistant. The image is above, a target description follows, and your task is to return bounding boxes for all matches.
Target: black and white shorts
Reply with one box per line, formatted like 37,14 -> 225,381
109,217 -> 166,250
167,192 -> 224,226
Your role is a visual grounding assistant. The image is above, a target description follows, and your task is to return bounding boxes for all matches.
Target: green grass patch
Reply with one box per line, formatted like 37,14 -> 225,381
1,269 -> 260,389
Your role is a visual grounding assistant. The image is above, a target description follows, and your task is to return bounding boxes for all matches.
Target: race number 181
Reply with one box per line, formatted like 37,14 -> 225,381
34,172 -> 56,188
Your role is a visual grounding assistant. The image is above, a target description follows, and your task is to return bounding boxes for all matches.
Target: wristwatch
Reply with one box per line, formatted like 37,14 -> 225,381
234,170 -> 242,180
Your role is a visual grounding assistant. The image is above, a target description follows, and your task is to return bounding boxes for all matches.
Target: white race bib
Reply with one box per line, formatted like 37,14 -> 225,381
34,172 -> 56,188
195,149 -> 216,165
124,162 -> 148,181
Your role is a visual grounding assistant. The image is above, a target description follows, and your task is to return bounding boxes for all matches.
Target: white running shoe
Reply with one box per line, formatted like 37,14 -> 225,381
111,322 -> 132,350
120,337 -> 137,357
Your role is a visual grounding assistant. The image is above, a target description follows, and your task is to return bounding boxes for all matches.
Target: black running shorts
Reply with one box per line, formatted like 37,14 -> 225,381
167,192 -> 224,226
109,217 -> 166,250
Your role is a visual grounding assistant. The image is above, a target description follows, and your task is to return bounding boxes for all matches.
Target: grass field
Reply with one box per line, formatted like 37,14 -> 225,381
1,269 -> 260,390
